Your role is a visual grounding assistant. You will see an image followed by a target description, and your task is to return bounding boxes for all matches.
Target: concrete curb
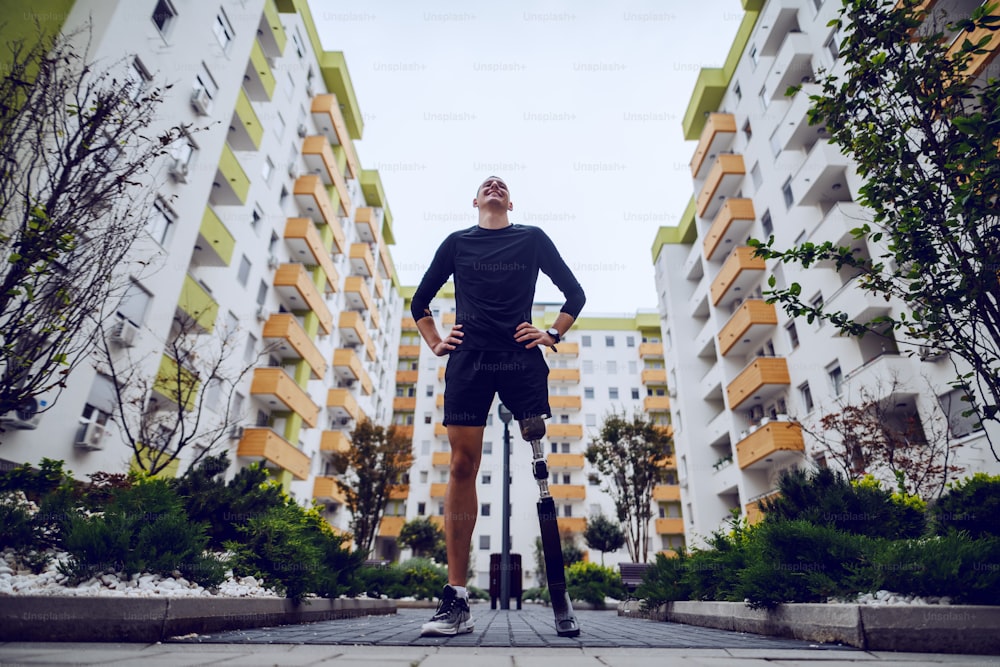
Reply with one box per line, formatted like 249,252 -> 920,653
618,600 -> 1000,655
0,596 -> 396,642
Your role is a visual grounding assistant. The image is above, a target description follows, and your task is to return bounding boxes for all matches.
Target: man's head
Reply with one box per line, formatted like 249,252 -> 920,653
473,176 -> 513,212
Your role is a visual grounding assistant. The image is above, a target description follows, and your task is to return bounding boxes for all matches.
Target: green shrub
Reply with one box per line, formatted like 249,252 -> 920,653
396,557 -> 448,600
565,561 -> 626,608
928,473 -> 1000,539
353,562 -> 403,598
684,520 -> 756,603
523,586 -> 551,603
0,494 -> 38,551
0,459 -> 71,502
737,520 -> 875,610
761,467 -> 925,539
637,550 -> 693,606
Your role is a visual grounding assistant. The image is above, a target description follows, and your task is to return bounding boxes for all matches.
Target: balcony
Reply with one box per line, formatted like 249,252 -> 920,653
736,420 -> 805,470
700,362 -> 724,402
338,311 -> 375,361
790,139 -> 853,207
251,368 -> 320,427
237,427 -> 309,480
746,491 -> 780,525
332,348 -> 372,394
310,94 -> 361,178
401,317 -> 418,331
653,484 -> 681,502
342,276 -> 373,314
545,342 -> 579,357
655,518 -> 685,535
696,153 -> 745,219
389,485 -> 409,500
398,344 -> 421,359
548,453 -> 585,469
644,396 -> 670,412
756,0 -> 803,56
710,246 -> 766,306
320,430 -> 350,455
243,39 -> 276,101
313,476 -> 347,503
273,263 -> 333,334
549,368 -> 580,384
726,357 -> 791,410
947,19 -> 999,79
377,241 -> 393,280
354,207 -> 381,244
430,483 -> 447,498
638,342 -> 664,359
690,112 -> 737,179
395,424 -> 414,439
262,313 -> 326,379
293,175 -> 338,227
824,274 -> 892,329
228,89 -> 263,151
433,423 -> 448,438
442,312 -> 456,325
763,31 -> 813,103
641,369 -> 667,385
349,243 -> 375,277
369,305 -> 381,332
557,517 -> 587,533
372,273 -> 385,300
717,300 -> 778,357
771,83 -> 825,153
327,388 -> 361,423
210,143 -> 250,206
193,207 -> 235,268
393,397 -> 416,412
435,394 -> 445,408
549,484 -> 586,500
176,275 -> 218,333
431,451 -> 451,467
283,217 -> 340,292
549,395 -> 581,411
258,0 -> 287,58
396,370 -> 419,384
689,278 -> 710,318
703,198 -> 755,262
301,135 -> 351,217
379,516 -> 405,537
547,424 -> 583,440
437,367 -> 446,382
152,354 -> 199,410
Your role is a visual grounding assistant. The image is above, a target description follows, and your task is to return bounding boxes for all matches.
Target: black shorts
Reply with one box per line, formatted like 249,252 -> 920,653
443,349 -> 551,426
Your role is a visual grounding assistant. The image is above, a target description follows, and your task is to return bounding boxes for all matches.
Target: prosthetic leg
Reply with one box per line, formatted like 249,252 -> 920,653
519,416 -> 581,637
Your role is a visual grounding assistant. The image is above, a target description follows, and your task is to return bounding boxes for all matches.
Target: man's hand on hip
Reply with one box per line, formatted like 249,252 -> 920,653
432,324 -> 464,356
515,321 -> 555,349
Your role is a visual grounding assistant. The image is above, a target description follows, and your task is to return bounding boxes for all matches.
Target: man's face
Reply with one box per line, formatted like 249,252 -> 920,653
474,176 -> 513,211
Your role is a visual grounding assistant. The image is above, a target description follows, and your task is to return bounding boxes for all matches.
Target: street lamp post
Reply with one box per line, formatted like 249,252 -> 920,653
497,403 -> 513,610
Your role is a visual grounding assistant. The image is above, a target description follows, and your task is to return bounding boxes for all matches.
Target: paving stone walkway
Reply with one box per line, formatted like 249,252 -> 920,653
170,604 -> 858,651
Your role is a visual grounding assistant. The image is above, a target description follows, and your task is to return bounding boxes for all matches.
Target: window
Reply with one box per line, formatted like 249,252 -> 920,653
605,335 -> 615,347
170,136 -> 196,178
825,31 -> 839,62
584,387 -> 594,399
734,82 -> 742,102
559,414 -> 569,424
291,28 -> 306,58
421,440 -> 431,455
626,335 -> 635,348
482,473 -> 491,484
631,388 -> 640,400
561,442 -> 570,453
244,334 -> 257,364
423,412 -> 432,425
759,85 -> 770,110
481,503 -> 491,517
562,505 -> 572,518
116,279 -> 151,326
588,473 -> 600,486
606,360 -> 617,374
479,535 -> 491,550
425,385 -> 434,397
191,62 -> 219,113
811,293 -> 825,326
483,441 -> 493,455
551,441 -> 558,454
582,360 -> 594,374
152,0 -> 177,36
126,57 -> 152,101
262,156 -> 274,185
761,210 -> 773,239
938,389 -> 983,438
609,387 -> 619,400
148,199 -> 175,246
786,321 -> 799,349
419,470 -> 428,484
769,128 -> 783,157
827,363 -> 843,396
585,413 -> 596,427
749,43 -> 759,66
782,177 -> 794,209
417,502 -> 426,516
799,382 -> 814,412
255,280 -> 267,306
582,335 -> 591,347
236,255 -> 251,287
628,360 -> 637,374
213,9 -> 235,52
251,204 -> 263,232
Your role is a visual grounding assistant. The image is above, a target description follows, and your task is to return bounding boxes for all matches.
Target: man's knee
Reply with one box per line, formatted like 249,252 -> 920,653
518,415 -> 546,441
450,450 -> 480,480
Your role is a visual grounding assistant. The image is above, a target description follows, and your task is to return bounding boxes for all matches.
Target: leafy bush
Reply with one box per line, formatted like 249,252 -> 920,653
684,520 -> 756,603
565,561 -> 626,608
761,467 -> 925,539
0,493 -> 38,551
928,473 -> 1000,539
353,561 -> 403,598
0,458 -> 71,502
636,550 -> 693,606
523,586 -> 551,603
397,557 -> 448,600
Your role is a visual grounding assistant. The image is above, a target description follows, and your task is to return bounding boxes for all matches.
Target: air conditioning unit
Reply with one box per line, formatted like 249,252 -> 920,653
190,87 -> 212,115
305,82 -> 315,98
256,307 -> 270,322
169,158 -> 189,183
339,417 -> 350,425
74,421 -> 106,450
668,386 -> 677,398
229,425 -> 245,440
343,379 -> 355,388
109,319 -> 139,347
287,162 -> 299,179
267,254 -> 280,270
0,397 -> 44,430
296,123 -> 308,138
918,346 -> 946,362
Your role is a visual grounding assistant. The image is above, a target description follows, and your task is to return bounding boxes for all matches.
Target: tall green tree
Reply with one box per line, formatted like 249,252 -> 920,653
0,26 -> 185,428
749,0 -> 1000,459
333,419 -> 413,558
586,411 -> 673,563
584,512 -> 626,565
398,516 -> 445,560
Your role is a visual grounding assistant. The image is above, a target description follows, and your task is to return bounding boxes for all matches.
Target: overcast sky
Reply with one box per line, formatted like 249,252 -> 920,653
307,0 -> 743,315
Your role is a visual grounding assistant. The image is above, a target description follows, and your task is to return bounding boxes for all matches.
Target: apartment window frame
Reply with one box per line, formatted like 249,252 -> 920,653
761,209 -> 773,239
213,8 -> 236,52
236,254 -> 252,287
827,362 -> 844,396
581,335 -> 591,347
782,177 -> 794,209
785,320 -> 800,349
151,0 -> 178,37
799,382 -> 814,413
148,199 -> 176,246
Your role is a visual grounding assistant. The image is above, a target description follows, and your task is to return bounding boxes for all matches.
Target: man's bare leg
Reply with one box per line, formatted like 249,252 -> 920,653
444,425 -> 484,586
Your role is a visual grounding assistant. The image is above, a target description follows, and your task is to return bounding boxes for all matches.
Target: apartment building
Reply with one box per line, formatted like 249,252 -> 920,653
652,0 -> 1000,546
0,0 -> 401,531
387,290 -> 683,586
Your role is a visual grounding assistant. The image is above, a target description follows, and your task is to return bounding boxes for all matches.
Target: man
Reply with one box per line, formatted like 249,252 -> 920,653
411,176 -> 585,636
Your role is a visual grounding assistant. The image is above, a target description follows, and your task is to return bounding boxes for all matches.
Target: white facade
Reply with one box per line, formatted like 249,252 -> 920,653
654,0 -> 1000,546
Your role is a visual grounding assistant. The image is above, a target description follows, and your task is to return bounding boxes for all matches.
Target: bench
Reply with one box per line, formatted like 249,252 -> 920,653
618,562 -> 652,599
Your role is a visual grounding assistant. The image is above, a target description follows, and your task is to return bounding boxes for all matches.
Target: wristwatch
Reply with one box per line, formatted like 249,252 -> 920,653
546,328 -> 561,346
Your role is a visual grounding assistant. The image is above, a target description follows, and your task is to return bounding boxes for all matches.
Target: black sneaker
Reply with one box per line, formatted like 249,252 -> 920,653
420,584 -> 474,636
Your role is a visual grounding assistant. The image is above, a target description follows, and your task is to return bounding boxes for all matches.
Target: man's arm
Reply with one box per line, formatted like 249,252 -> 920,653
411,233 -> 462,356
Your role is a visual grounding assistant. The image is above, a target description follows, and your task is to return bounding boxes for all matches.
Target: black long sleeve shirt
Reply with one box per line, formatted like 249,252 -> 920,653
410,224 -> 586,352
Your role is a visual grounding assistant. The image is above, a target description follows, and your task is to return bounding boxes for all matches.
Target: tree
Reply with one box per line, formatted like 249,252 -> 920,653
585,411 -> 673,563
333,418 -> 414,558
98,310 -> 269,476
583,512 -> 626,565
0,26 -> 186,428
398,516 -> 445,560
749,0 -> 1000,460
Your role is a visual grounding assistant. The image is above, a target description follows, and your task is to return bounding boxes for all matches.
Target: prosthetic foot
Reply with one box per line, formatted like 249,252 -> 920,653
519,416 -> 581,638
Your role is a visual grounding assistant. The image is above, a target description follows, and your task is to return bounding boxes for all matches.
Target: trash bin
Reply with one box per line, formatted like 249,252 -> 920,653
489,553 -> 523,610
